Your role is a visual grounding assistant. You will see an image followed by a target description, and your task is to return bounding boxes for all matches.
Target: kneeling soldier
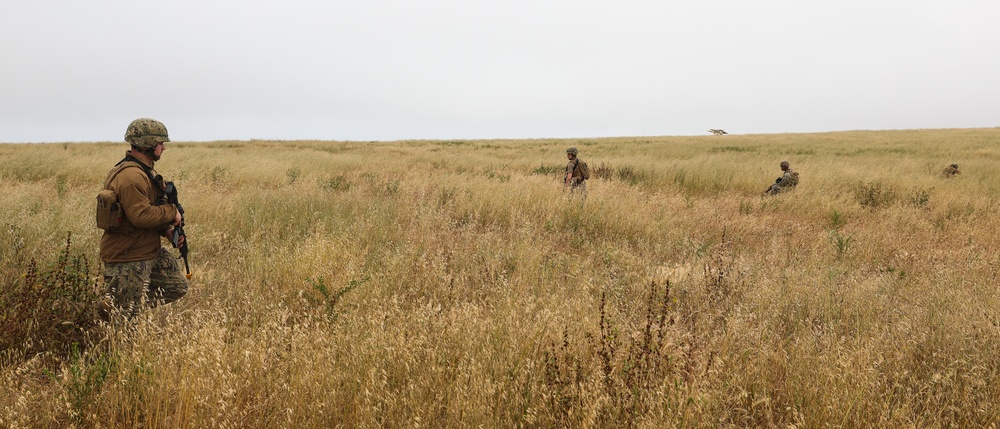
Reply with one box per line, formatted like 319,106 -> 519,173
99,118 -> 188,320
764,160 -> 799,196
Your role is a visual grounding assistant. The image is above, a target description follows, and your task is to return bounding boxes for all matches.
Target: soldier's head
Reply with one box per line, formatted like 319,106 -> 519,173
951,164 -> 958,169
780,160 -> 790,171
566,146 -> 578,160
125,118 -> 170,161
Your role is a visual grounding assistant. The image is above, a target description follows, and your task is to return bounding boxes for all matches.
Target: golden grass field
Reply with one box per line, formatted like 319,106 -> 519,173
1,128 -> 999,427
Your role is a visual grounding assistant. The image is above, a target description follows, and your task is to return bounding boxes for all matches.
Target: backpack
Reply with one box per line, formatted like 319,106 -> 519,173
787,170 -> 799,187
576,159 -> 590,181
96,159 -> 159,231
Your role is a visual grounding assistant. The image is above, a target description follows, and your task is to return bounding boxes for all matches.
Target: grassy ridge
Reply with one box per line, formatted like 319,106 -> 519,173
2,129 -> 999,427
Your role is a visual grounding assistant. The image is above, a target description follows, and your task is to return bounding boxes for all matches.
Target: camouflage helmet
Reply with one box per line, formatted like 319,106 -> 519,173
125,118 -> 170,149
780,160 -> 790,168
566,146 -> 579,156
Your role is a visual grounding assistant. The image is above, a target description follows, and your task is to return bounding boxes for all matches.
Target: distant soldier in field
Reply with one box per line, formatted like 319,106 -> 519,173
564,146 -> 590,200
941,163 -> 960,178
763,160 -> 799,196
98,118 -> 188,320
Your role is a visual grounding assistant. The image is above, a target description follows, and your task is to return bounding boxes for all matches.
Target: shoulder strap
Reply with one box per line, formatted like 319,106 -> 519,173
103,162 -> 139,190
103,156 -> 160,190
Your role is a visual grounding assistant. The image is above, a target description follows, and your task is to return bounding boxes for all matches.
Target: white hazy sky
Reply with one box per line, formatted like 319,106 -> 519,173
2,0 -> 998,143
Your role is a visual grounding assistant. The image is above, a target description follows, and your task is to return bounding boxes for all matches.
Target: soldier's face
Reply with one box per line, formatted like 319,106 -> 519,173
152,142 -> 165,161
567,153 -> 574,160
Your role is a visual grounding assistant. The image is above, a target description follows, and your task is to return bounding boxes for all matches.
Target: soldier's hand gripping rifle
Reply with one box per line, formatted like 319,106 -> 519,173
163,182 -> 192,279
763,177 -> 781,196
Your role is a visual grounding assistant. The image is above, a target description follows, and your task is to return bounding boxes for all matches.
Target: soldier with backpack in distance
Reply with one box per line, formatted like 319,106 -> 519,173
763,160 -> 799,196
564,146 -> 590,201
97,118 -> 188,320
941,163 -> 960,178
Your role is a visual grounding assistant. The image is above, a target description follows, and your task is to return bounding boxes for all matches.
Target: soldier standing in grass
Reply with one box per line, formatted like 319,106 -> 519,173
99,118 -> 188,320
941,163 -> 960,178
564,146 -> 589,200
763,160 -> 799,196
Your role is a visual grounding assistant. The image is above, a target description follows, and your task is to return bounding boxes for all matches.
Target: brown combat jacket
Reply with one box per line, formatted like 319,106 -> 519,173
99,152 -> 178,263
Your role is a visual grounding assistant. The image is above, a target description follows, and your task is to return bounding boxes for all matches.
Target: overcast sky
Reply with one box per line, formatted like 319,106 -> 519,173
2,0 -> 998,143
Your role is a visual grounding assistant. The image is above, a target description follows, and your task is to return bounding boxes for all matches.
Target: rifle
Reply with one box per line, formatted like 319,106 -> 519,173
163,181 -> 192,279
565,159 -> 579,187
763,177 -> 781,195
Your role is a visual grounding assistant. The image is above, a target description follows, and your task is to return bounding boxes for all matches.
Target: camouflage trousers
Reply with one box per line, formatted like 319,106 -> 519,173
103,247 -> 188,320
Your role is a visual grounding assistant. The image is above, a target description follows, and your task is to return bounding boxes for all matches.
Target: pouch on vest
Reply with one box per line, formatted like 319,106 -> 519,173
96,189 -> 123,231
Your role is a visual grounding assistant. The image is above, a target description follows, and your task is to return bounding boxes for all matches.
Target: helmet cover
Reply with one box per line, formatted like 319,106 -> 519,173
125,118 -> 170,149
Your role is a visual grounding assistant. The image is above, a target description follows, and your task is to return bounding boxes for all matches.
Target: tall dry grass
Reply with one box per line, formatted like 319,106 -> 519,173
1,129 -> 999,427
